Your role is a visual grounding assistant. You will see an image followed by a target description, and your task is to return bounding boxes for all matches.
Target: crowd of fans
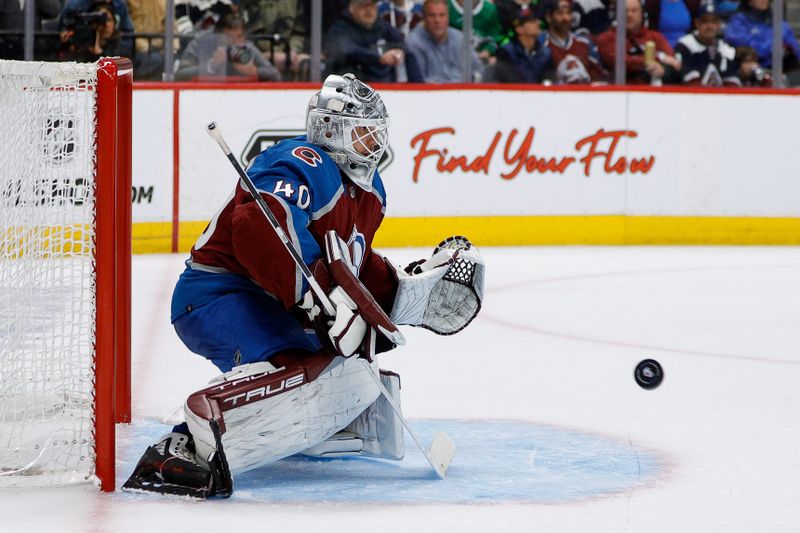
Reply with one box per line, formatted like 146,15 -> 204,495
1,0 -> 799,85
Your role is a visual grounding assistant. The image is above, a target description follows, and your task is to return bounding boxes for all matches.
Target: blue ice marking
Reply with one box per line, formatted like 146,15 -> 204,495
118,419 -> 661,504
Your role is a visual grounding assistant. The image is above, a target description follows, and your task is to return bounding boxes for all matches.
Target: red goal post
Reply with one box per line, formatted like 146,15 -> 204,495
95,57 -> 133,491
0,58 -> 131,492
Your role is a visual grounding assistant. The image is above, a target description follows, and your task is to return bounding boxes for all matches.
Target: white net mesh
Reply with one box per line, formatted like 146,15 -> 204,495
0,61 -> 99,486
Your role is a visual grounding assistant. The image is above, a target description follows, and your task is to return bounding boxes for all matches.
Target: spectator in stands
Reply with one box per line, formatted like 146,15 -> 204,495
495,0 -> 534,34
175,14 -> 281,81
713,0 -> 739,20
174,0 -> 234,35
674,1 -> 740,85
128,0 -> 179,80
379,0 -> 423,36
59,0 -> 133,62
644,0 -> 700,48
494,3 -> 553,83
596,0 -> 681,84
325,0 -> 423,82
571,0 -> 613,35
405,0 -> 483,81
0,0 -> 61,59
239,0 -> 309,77
59,0 -> 134,35
447,0 -> 505,57
735,45 -> 772,84
723,0 -> 800,69
543,0 -> 607,83
312,0 -> 350,34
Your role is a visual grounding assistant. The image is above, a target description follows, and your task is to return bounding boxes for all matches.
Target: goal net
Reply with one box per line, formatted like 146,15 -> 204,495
0,59 -> 131,490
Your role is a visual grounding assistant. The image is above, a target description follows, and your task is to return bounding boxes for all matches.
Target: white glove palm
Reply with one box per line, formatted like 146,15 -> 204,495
390,250 -> 454,326
389,235 -> 484,335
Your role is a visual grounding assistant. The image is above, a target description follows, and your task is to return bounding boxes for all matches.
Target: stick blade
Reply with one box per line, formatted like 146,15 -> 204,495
428,431 -> 456,479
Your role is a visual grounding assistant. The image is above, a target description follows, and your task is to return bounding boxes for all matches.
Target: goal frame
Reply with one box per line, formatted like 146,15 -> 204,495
94,57 -> 133,492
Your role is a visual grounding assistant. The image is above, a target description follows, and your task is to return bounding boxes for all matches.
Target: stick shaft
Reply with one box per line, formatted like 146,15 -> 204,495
360,330 -> 454,478
362,359 -> 449,478
207,122 -> 335,316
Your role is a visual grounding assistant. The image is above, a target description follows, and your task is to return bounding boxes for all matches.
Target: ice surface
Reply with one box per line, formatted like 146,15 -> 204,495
117,418 -> 661,504
2,246 -> 800,532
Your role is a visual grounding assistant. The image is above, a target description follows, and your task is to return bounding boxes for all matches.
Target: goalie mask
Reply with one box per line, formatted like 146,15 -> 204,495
306,73 -> 389,191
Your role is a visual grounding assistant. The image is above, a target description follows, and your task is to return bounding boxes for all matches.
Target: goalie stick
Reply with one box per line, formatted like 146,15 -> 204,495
206,122 -> 456,479
206,122 -> 335,317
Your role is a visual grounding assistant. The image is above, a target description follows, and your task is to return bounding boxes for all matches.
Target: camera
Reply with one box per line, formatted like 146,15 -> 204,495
62,10 -> 109,49
227,45 -> 253,64
62,10 -> 109,30
75,11 -> 108,26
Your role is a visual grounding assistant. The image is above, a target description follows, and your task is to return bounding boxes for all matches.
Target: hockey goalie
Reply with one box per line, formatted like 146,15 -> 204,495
123,73 -> 485,498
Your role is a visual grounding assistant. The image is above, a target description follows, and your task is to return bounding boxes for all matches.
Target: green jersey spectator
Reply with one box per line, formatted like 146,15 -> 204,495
447,0 -> 504,55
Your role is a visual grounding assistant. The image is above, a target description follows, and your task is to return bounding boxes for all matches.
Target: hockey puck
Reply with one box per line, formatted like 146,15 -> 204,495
634,359 -> 664,390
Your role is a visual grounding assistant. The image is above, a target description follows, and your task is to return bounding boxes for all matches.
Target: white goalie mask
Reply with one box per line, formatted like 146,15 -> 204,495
306,73 -> 389,191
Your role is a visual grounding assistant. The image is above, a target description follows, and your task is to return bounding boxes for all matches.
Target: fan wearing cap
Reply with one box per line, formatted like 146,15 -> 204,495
542,0 -> 608,83
596,0 -> 682,84
673,1 -> 741,86
326,0 -> 424,83
494,3 -> 554,83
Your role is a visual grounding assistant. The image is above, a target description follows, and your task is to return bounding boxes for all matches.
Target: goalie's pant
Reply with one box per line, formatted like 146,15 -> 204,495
184,351 -> 382,474
173,290 -> 323,372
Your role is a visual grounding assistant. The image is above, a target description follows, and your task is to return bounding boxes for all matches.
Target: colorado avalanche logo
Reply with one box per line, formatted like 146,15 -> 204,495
556,54 -> 590,84
292,146 -> 323,167
348,229 -> 367,275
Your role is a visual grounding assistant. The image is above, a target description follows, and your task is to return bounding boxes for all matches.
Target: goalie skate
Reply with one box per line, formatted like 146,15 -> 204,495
122,431 -> 232,499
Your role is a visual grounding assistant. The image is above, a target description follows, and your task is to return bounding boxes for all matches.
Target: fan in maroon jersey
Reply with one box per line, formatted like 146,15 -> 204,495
543,0 -> 608,84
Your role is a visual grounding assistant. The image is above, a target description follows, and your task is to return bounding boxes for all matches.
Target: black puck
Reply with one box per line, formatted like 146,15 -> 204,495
634,359 -> 664,390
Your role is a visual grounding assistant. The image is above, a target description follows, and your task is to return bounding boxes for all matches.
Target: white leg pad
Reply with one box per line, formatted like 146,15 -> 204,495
301,370 -> 405,460
185,355 -> 380,474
